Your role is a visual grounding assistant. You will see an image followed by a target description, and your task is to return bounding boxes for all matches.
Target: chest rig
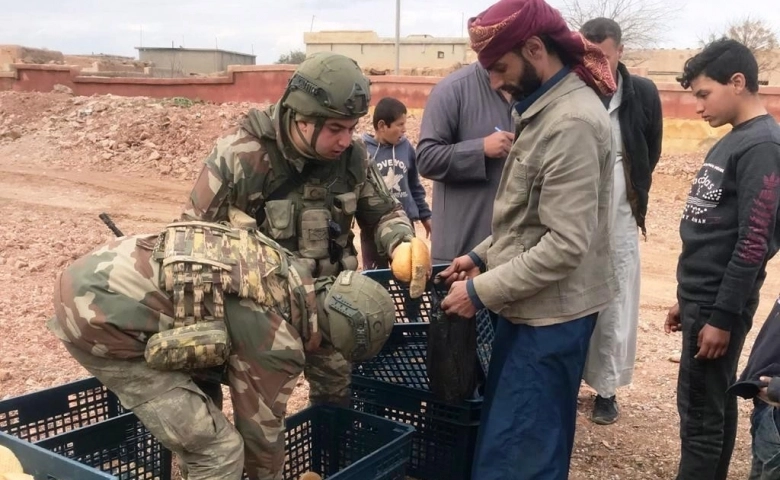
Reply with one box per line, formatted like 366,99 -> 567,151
153,220 -> 293,327
142,221 -> 313,373
248,109 -> 367,277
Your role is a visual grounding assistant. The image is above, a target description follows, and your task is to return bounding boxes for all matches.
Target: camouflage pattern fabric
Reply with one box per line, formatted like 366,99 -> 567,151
62,342 -> 245,480
48,228 -> 342,480
180,104 -> 413,406
181,105 -> 413,259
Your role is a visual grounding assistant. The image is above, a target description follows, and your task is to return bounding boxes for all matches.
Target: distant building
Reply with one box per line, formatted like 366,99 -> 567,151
135,47 -> 256,77
303,31 -> 476,73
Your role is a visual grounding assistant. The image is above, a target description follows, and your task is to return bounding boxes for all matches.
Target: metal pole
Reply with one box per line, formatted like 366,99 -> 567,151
394,0 -> 400,75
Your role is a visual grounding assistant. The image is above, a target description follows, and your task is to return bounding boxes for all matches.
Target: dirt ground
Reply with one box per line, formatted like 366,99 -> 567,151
0,91 -> 777,479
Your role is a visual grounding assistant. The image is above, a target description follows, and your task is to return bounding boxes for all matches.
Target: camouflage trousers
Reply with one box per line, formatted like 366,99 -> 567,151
63,342 -> 245,480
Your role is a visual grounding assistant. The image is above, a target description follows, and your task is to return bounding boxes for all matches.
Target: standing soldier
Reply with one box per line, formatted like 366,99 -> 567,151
47,221 -> 396,480
181,52 -> 426,405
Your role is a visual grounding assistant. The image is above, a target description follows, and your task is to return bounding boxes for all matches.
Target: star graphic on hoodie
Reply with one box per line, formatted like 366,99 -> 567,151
383,168 -> 403,193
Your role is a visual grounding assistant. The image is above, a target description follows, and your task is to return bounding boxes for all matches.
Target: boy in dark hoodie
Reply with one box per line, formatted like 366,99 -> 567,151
728,297 -> 780,479
360,97 -> 432,269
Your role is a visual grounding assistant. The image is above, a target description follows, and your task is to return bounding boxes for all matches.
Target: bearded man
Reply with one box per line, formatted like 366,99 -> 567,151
438,0 -> 618,478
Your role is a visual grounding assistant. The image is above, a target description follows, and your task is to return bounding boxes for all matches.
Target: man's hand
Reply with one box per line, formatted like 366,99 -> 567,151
441,280 -> 478,318
696,324 -> 730,360
420,218 -> 432,239
437,254 -> 481,287
483,131 -> 515,158
665,302 -> 681,333
757,376 -> 780,407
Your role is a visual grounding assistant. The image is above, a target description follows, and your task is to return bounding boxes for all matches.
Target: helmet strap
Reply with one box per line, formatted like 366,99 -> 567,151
287,110 -> 332,162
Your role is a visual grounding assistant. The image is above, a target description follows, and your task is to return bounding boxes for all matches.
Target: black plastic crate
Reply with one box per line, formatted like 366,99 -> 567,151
0,430 -> 114,479
0,378 -> 172,480
351,323 -> 483,480
37,413 -> 172,480
0,377 -> 124,442
362,265 -> 495,376
283,405 -> 415,480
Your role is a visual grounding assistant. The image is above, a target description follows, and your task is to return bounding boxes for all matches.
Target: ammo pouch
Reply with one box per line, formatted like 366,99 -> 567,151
263,199 -> 296,240
144,321 -> 230,371
299,206 -> 331,259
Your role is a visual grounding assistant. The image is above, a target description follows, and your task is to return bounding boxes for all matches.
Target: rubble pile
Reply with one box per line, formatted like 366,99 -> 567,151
0,91 -> 424,181
654,152 -> 704,178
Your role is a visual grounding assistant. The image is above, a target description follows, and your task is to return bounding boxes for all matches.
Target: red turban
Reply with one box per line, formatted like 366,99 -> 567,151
467,0 -> 616,96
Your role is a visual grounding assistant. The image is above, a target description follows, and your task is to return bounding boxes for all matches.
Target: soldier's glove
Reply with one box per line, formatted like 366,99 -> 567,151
391,237 -> 432,299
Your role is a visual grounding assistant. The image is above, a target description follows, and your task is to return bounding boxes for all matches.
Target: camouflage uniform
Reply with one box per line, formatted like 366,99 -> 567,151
47,224 -> 355,480
181,53 -> 415,405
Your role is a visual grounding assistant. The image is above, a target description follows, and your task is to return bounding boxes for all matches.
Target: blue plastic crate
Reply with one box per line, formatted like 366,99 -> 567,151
352,323 -> 484,480
283,405 -> 415,480
0,430 -> 114,480
0,378 -> 172,480
36,413 -> 171,480
0,377 -> 123,442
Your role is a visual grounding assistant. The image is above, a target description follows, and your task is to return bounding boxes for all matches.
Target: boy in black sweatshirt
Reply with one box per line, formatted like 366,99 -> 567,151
728,297 -> 780,478
665,39 -> 780,480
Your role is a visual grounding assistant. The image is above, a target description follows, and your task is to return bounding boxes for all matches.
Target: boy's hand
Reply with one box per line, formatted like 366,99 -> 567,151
421,218 -> 432,238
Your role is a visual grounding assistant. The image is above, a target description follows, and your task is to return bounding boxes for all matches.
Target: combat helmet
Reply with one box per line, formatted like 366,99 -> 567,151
281,51 -> 371,120
317,270 -> 394,362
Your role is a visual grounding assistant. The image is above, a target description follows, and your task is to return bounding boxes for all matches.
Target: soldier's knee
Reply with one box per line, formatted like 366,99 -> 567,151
134,384 -> 239,454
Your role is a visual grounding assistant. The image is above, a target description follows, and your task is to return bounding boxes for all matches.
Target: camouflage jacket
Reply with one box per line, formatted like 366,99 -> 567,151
182,103 -> 414,262
48,229 -> 347,479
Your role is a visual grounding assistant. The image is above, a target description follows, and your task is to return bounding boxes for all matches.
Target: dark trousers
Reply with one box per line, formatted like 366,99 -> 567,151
471,313 -> 598,480
676,298 -> 757,480
749,403 -> 780,479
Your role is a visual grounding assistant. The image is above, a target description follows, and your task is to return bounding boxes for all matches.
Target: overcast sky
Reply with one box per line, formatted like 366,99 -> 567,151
1,0 -> 778,64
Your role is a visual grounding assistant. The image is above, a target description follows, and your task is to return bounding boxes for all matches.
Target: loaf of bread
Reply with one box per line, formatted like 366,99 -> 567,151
0,446 -> 23,476
2,473 -> 34,480
391,238 -> 431,298
299,472 -> 322,480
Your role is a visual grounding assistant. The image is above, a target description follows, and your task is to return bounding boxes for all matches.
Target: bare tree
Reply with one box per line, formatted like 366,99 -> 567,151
702,17 -> 779,74
561,0 -> 683,49
276,50 -> 307,65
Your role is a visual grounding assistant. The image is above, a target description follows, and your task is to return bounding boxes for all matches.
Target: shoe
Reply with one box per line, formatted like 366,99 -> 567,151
591,395 -> 619,425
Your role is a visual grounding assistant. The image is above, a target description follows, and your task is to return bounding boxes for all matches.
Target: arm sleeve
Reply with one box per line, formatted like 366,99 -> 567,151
645,82 -> 664,172
181,129 -> 268,222
415,83 -> 489,183
707,142 -> 780,330
408,149 -> 432,219
472,119 -> 604,310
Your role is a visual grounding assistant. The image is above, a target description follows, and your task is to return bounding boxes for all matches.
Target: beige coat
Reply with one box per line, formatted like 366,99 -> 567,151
471,72 -> 618,326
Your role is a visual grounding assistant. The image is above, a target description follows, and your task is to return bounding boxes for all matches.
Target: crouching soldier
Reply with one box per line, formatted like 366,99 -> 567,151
46,221 -> 395,480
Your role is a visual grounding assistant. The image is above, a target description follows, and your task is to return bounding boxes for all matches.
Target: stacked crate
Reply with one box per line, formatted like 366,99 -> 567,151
354,266 -> 495,480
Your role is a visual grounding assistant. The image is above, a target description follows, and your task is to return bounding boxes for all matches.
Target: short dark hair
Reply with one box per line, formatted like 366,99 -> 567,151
580,17 -> 622,45
372,97 -> 407,130
678,38 -> 759,93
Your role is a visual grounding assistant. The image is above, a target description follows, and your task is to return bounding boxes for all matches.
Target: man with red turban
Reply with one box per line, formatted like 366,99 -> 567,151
439,0 -> 619,478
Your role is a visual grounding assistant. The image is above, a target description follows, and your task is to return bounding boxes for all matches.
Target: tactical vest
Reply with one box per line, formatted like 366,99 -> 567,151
142,221 -> 299,372
248,109 -> 367,278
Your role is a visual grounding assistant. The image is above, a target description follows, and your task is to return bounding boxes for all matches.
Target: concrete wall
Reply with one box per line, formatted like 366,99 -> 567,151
136,48 -> 256,76
4,63 -> 780,154
0,45 -> 63,71
624,48 -> 780,85
304,31 -> 476,71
